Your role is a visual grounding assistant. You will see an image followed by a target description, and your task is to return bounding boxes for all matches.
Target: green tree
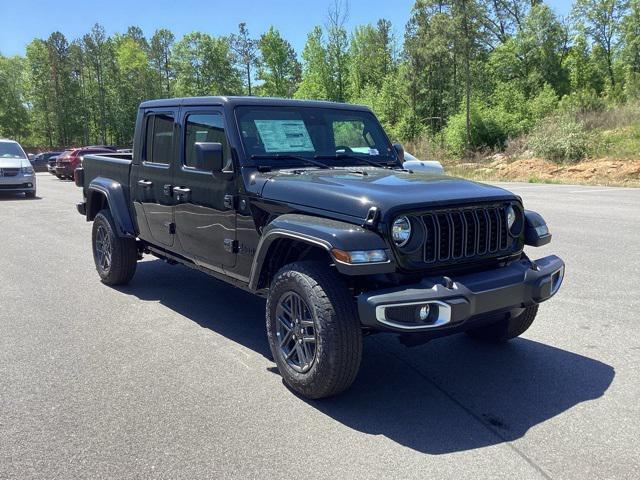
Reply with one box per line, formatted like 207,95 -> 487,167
0,55 -> 30,141
83,24 -> 111,144
295,26 -> 332,100
348,20 -> 396,98
488,3 -> 569,106
325,0 -> 350,101
173,32 -> 242,96
621,0 -> 640,97
229,23 -> 259,95
112,35 -> 155,143
150,28 -> 175,97
572,0 -> 629,88
25,40 -> 54,146
257,27 -> 301,97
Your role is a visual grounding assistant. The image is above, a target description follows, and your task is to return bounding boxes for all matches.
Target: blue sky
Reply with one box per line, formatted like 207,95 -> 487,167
0,0 -> 574,57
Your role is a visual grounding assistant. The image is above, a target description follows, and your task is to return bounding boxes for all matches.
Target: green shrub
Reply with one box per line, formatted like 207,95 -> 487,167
558,90 -> 606,114
528,116 -> 592,162
444,102 -> 509,156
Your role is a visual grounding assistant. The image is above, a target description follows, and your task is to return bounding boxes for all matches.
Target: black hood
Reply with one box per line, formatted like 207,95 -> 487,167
257,168 -> 518,221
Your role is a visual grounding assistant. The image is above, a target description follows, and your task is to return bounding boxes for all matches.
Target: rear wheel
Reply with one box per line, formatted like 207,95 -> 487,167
92,209 -> 137,285
466,305 -> 539,343
266,261 -> 362,399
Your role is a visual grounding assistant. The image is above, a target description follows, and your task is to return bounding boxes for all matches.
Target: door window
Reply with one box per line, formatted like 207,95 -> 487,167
184,113 -> 232,170
144,113 -> 174,165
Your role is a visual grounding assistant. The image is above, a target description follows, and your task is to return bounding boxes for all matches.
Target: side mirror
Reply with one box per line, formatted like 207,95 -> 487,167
393,143 -> 405,163
195,142 -> 224,172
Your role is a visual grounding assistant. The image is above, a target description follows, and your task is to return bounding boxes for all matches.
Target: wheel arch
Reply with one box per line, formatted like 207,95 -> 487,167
86,177 -> 136,238
248,213 -> 395,291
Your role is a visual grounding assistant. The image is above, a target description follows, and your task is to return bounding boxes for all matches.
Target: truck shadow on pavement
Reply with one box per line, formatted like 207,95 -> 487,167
124,259 -> 614,455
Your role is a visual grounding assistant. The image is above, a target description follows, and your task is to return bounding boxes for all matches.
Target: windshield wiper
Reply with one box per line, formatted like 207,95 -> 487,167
315,153 -> 397,170
251,154 -> 331,170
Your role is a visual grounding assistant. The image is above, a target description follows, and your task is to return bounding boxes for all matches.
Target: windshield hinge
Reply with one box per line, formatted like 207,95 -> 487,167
224,194 -> 235,209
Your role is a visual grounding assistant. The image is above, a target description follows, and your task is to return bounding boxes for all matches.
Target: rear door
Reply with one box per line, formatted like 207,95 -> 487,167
131,110 -> 178,247
172,107 -> 237,269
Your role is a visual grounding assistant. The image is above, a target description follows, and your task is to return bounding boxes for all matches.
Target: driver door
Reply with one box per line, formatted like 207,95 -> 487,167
173,108 -> 237,269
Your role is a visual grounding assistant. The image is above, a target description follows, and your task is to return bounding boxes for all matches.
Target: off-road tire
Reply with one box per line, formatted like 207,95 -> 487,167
466,305 -> 539,343
266,261 -> 362,399
92,209 -> 137,285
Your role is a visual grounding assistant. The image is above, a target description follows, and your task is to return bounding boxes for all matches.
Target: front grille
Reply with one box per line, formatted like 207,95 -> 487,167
420,204 -> 514,265
0,168 -> 19,177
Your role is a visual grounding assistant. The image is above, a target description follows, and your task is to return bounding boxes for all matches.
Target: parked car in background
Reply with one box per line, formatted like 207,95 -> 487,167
0,139 -> 36,198
402,151 -> 444,175
48,153 -> 65,174
32,151 -> 63,172
55,146 -> 116,179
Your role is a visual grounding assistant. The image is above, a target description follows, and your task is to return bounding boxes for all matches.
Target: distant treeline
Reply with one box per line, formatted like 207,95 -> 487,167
1,0 -> 639,156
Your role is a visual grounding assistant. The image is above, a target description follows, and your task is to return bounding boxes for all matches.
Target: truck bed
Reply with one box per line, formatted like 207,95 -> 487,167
82,152 -> 133,189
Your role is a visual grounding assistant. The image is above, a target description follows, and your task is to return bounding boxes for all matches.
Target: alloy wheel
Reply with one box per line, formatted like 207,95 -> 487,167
95,225 -> 112,271
275,291 -> 317,373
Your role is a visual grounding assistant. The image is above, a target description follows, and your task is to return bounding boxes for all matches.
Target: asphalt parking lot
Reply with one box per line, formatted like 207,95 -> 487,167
1,173 -> 639,479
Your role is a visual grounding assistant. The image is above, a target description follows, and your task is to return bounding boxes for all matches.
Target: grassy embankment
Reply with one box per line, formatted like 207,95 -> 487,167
410,103 -> 640,187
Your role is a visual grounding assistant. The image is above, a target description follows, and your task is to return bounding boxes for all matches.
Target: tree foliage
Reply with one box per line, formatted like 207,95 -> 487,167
1,0 -> 639,156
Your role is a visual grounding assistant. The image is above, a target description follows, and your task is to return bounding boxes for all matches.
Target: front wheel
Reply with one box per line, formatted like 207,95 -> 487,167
266,262 -> 362,399
466,305 -> 539,343
92,209 -> 138,285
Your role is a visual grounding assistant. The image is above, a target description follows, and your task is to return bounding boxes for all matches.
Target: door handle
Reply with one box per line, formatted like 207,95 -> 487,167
173,186 -> 191,201
137,179 -> 153,187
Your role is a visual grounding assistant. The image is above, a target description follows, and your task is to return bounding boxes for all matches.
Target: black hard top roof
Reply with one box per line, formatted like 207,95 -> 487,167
139,96 -> 372,112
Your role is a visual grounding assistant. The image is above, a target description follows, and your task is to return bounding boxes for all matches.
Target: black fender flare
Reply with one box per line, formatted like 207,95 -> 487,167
524,210 -> 552,247
86,177 -> 136,238
248,214 -> 395,290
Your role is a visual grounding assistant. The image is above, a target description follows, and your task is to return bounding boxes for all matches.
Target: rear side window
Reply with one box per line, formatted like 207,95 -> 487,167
144,113 -> 174,165
184,113 -> 232,170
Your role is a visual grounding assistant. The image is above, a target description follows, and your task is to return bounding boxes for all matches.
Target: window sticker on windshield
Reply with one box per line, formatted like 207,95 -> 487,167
254,120 -> 315,152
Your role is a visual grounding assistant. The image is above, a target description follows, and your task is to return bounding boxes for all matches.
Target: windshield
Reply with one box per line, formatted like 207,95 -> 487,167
0,142 -> 27,159
236,106 -> 396,166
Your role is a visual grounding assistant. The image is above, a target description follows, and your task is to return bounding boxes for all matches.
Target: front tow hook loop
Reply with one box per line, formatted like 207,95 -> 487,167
442,276 -> 454,289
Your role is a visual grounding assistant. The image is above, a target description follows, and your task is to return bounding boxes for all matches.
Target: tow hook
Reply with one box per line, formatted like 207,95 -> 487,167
442,276 -> 454,289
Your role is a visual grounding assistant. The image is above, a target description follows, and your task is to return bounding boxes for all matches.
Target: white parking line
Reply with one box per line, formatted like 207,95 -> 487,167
568,188 -> 639,193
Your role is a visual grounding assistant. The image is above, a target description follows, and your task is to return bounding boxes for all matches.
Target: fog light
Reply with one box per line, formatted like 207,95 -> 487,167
27,183 -> 32,187
418,305 -> 430,321
535,224 -> 549,236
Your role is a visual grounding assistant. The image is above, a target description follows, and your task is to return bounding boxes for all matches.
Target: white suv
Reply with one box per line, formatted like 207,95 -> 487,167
0,139 -> 36,198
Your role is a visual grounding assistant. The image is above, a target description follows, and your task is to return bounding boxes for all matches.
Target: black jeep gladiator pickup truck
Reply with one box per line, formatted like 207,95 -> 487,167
76,96 -> 565,399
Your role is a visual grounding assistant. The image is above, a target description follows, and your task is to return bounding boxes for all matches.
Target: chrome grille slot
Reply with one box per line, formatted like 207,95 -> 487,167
0,168 -> 20,177
420,204 -> 515,266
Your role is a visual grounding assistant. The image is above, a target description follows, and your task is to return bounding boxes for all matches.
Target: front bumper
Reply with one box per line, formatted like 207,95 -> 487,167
0,174 -> 36,192
357,255 -> 564,333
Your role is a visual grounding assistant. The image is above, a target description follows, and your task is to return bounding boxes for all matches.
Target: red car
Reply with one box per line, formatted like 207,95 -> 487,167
55,146 -> 116,179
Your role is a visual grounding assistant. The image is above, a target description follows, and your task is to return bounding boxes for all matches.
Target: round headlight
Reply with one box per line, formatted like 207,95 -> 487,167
392,216 -> 412,247
506,204 -> 524,236
506,205 -> 516,230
